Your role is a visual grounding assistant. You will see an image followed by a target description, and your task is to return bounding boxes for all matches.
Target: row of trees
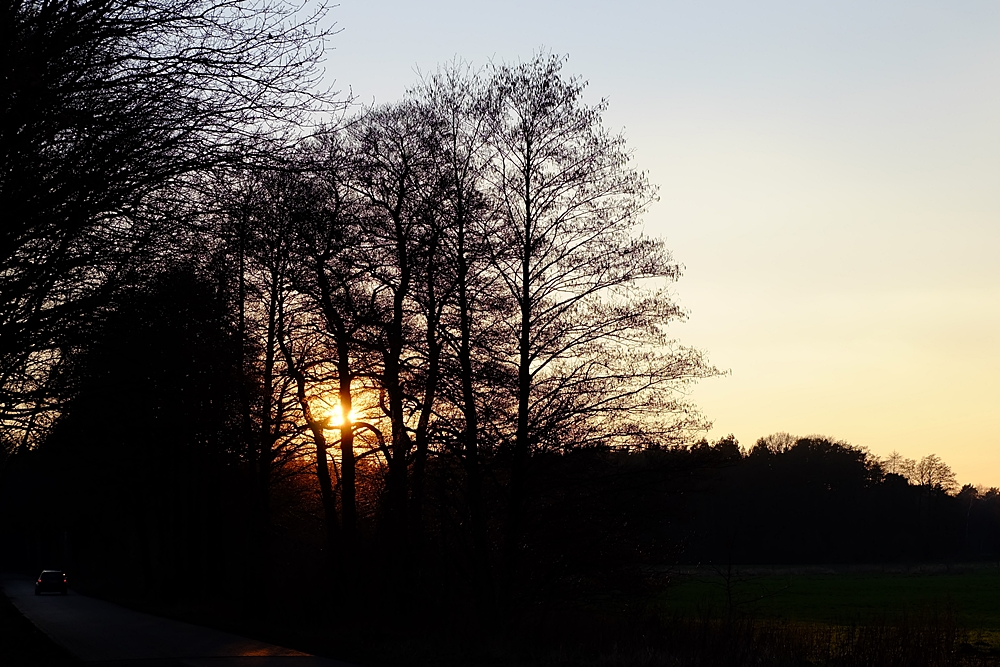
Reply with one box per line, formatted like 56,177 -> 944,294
882,450 -> 959,492
210,58 -> 717,607
754,433 -> 960,492
676,434 -> 990,565
1,0 -> 717,620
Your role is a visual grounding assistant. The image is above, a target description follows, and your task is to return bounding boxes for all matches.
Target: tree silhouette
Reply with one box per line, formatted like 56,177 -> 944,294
917,453 -> 959,493
1,0 -> 336,446
482,54 -> 715,581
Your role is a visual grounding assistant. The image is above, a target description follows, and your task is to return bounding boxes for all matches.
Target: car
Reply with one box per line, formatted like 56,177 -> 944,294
34,570 -> 67,595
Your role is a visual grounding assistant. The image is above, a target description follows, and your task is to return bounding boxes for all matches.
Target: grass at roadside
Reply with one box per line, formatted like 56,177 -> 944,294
0,584 -> 79,666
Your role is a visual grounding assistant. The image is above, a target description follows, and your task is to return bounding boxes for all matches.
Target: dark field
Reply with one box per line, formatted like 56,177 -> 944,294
662,564 -> 1000,629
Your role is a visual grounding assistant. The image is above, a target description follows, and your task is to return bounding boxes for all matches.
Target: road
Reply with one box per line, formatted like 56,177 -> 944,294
1,573 -> 354,666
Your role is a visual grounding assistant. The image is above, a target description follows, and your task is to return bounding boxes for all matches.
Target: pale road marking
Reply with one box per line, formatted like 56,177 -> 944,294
2,573 -> 355,666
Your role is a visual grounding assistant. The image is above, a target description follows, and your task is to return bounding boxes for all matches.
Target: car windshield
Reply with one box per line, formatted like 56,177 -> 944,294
40,572 -> 62,582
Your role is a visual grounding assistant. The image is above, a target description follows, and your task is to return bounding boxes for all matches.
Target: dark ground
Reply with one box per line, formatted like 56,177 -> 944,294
0,582 -> 79,666
10,566 -> 1000,667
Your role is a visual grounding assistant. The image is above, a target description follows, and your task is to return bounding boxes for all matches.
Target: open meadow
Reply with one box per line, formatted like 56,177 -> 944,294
662,564 -> 1000,629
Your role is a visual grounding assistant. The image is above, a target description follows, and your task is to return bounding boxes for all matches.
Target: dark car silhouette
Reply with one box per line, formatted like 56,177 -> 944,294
34,570 -> 67,595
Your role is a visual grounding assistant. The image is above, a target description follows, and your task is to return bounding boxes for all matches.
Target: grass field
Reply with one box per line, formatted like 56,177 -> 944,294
661,564 -> 1000,630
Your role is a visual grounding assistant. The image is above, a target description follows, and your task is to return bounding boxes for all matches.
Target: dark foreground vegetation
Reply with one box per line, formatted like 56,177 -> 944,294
8,432 -> 1000,666
3,0 -> 999,665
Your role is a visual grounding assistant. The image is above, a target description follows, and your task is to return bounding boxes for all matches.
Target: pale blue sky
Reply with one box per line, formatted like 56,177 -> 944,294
320,1 -> 1000,485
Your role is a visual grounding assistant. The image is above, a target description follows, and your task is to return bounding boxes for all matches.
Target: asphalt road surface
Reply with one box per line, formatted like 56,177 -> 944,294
1,573 -> 354,667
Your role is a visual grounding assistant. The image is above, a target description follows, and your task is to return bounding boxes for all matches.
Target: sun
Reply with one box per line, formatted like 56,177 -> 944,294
322,403 -> 358,427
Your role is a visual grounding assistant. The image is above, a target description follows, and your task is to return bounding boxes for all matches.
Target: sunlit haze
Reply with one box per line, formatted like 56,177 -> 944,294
322,1 -> 1000,486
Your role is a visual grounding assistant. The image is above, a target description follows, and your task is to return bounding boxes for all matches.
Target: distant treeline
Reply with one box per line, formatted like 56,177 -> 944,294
669,434 -> 1000,565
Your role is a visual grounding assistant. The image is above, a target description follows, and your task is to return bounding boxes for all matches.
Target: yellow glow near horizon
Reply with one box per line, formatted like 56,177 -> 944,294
322,1 -> 1000,485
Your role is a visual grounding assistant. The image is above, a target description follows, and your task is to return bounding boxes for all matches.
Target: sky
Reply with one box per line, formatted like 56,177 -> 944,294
318,1 -> 1000,486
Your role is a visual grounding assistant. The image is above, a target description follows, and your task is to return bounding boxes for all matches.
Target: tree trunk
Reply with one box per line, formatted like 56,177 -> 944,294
278,302 -> 341,553
456,214 -> 493,614
337,347 -> 357,544
411,234 -> 442,579
311,424 -> 342,550
383,211 -> 412,574
507,157 -> 534,589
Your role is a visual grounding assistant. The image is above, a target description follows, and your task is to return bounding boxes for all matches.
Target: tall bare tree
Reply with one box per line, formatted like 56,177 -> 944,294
346,102 -> 442,566
286,138 -> 376,552
412,64 -> 502,608
483,54 -> 715,578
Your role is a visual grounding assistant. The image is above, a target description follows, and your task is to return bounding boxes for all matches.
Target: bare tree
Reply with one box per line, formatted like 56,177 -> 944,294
753,432 -> 799,455
1,0 -> 338,443
345,102 -> 443,564
882,450 -> 917,481
211,167 -> 320,522
286,137 -> 378,552
482,54 -> 716,574
916,453 -> 958,493
411,63 -> 502,608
